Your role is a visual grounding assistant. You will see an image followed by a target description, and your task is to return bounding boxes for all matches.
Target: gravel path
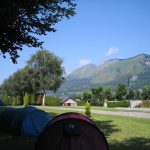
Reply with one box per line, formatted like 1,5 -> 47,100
39,106 -> 150,119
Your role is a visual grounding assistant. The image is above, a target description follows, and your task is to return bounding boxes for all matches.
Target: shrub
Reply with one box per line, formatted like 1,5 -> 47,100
12,96 -> 22,106
16,96 -> 22,105
24,93 -> 29,107
30,93 -> 38,105
3,95 -> 12,105
85,101 -> 91,117
107,100 -> 130,107
77,100 -> 85,106
139,101 -> 150,108
28,94 -> 32,105
12,97 -> 16,106
45,96 -> 61,106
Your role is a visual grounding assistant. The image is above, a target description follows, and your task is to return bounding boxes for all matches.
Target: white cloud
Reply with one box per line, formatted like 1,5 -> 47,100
106,47 -> 119,56
79,59 -> 92,66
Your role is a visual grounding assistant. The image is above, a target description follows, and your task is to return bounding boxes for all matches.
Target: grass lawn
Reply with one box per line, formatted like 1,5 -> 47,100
64,106 -> 150,113
0,106 -> 150,150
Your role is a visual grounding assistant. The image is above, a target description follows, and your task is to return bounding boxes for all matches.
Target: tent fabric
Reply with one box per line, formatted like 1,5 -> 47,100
35,112 -> 109,150
49,112 -> 96,126
0,106 -> 52,136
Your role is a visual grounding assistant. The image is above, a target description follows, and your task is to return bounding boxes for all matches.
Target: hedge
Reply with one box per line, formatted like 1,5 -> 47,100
45,96 -> 62,106
3,95 -> 13,105
139,101 -> 150,108
12,96 -> 21,106
107,100 -> 130,107
77,100 -> 85,106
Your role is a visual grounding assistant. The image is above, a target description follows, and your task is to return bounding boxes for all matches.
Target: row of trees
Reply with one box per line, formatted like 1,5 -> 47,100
73,84 -> 150,105
0,50 -> 65,105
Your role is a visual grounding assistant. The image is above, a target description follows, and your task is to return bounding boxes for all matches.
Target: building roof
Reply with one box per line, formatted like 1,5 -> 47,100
60,98 -> 80,103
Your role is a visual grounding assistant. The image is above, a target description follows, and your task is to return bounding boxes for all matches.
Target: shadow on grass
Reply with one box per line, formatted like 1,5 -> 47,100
47,112 -> 58,117
93,119 -> 120,137
109,137 -> 150,150
0,111 -> 57,150
0,131 -> 37,150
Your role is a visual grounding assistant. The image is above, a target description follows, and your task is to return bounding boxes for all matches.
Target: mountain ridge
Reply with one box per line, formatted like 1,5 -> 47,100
57,54 -> 150,96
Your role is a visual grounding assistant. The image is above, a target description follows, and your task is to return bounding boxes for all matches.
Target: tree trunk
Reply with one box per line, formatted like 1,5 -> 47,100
42,89 -> 46,106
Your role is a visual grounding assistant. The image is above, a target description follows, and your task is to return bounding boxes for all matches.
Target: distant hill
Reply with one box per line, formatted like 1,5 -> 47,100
56,54 -> 150,96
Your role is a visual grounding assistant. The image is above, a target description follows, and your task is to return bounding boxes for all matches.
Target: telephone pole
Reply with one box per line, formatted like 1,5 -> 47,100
128,75 -> 132,108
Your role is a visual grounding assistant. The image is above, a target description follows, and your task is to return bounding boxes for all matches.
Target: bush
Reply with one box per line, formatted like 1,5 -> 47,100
85,101 -> 91,117
3,95 -> 12,105
107,100 -> 130,107
24,93 -> 29,107
12,96 -> 21,106
28,94 -> 32,105
139,101 -> 150,108
77,100 -> 85,106
30,93 -> 38,105
45,96 -> 61,106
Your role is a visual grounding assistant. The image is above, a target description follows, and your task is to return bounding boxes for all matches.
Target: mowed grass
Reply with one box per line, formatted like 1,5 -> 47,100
0,106 -> 150,150
64,106 -> 150,113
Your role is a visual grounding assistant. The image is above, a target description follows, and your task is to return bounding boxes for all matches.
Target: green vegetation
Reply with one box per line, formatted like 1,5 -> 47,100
0,50 -> 65,105
12,96 -> 21,106
63,106 -> 150,113
57,54 -> 150,96
45,96 -> 61,106
30,94 -> 38,105
0,106 -> 150,150
85,101 -> 91,117
27,50 -> 65,96
39,108 -> 150,150
107,100 -> 130,107
3,95 -> 12,105
23,93 -> 29,107
68,85 -> 149,108
139,101 -> 150,108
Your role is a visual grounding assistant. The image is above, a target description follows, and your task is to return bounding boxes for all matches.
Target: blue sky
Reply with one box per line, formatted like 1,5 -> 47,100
0,0 -> 150,84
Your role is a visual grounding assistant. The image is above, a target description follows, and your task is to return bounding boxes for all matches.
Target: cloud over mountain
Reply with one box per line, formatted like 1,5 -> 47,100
79,59 -> 92,66
106,47 -> 119,56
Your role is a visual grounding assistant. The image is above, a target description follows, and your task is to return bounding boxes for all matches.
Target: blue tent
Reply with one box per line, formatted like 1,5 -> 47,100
0,106 -> 52,136
0,99 -> 4,106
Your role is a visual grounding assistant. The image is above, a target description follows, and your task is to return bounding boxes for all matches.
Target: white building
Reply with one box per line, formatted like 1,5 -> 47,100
61,98 -> 78,106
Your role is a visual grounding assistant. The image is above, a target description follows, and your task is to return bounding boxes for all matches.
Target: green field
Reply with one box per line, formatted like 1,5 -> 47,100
0,106 -> 150,150
64,106 -> 150,113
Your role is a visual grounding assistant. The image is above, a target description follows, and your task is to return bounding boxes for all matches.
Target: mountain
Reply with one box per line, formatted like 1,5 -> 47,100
57,54 -> 150,96
67,63 -> 97,79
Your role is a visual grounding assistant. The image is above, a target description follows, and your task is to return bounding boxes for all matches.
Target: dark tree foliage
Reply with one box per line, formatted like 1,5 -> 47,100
0,0 -> 76,63
115,84 -> 127,100
0,67 -> 33,104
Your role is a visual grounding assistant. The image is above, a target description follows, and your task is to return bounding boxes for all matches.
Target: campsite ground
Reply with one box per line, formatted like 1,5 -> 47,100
37,106 -> 150,119
0,106 -> 150,150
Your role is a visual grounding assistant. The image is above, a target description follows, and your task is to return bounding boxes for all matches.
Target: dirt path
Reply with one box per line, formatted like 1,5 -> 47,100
38,106 -> 150,119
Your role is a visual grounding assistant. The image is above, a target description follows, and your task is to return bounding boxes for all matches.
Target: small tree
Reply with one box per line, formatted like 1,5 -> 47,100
85,101 -> 91,117
31,93 -> 37,105
24,93 -> 29,107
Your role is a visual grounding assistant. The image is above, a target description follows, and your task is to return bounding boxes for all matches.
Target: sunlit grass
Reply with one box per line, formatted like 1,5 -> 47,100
41,107 -> 150,150
0,106 -> 150,150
